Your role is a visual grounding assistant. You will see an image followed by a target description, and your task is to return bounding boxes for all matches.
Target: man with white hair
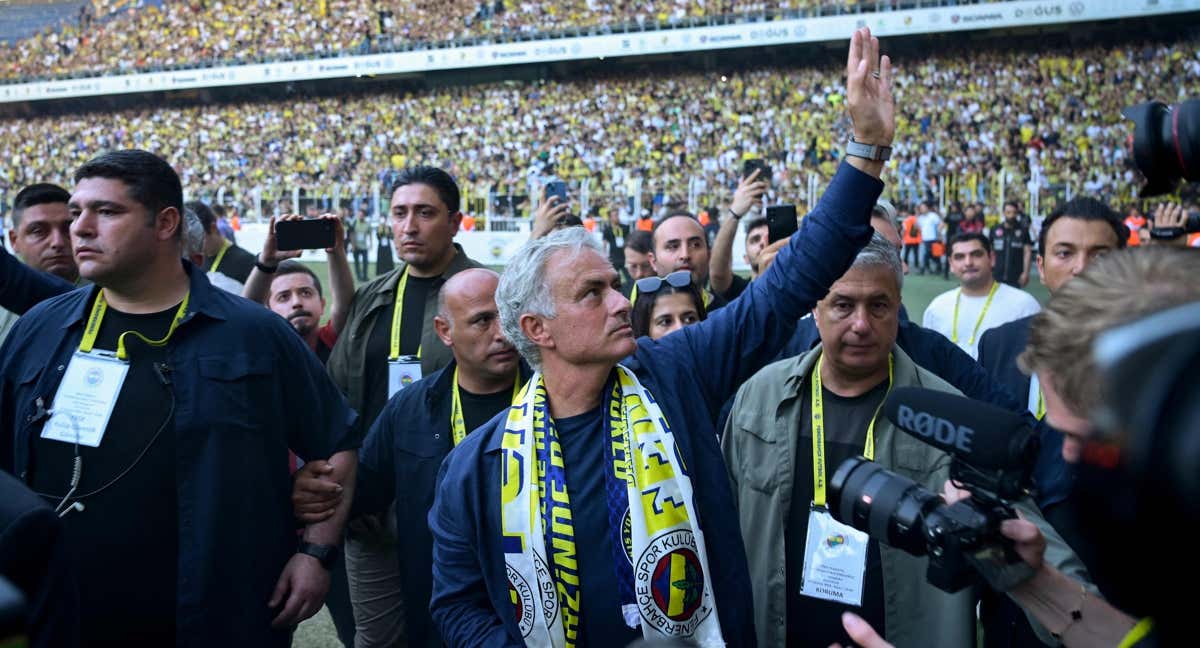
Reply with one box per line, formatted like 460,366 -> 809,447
428,27 -> 894,647
722,234 -> 1088,647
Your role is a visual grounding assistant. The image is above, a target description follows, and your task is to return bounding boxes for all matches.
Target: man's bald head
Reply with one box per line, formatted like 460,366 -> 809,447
437,268 -> 501,331
434,267 -> 519,386
650,214 -> 710,284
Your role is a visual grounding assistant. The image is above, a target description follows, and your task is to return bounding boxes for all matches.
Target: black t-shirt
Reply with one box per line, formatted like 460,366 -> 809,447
459,383 -> 514,436
203,243 -> 256,284
30,301 -> 179,646
363,273 -> 436,427
786,379 -> 888,647
555,405 -> 641,648
944,212 -> 964,240
720,273 -> 751,303
601,223 -> 627,267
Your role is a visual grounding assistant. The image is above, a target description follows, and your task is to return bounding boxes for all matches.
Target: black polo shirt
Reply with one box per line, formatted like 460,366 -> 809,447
987,221 -> 1031,286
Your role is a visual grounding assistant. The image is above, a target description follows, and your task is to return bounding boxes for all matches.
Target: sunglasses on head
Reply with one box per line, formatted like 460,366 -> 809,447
635,270 -> 693,294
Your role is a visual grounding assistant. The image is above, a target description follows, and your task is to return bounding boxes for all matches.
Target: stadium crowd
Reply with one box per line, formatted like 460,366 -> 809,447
2,37 -> 1195,222
2,0 -> 934,82
1,23 -> 1197,648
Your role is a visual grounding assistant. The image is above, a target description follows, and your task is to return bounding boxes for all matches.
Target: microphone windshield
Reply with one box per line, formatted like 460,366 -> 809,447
883,387 -> 1037,470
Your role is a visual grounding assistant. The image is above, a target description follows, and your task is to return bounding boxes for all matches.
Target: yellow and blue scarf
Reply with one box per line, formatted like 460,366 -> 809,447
500,366 -> 724,647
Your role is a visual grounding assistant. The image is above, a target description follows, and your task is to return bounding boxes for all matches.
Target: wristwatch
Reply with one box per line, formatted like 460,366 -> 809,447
846,138 -> 893,162
255,259 -> 278,274
1150,226 -> 1185,241
297,541 -> 341,570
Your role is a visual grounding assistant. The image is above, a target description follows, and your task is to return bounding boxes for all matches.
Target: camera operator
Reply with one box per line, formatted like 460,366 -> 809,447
721,234 -> 1090,647
1020,247 -> 1200,637
827,246 -> 1200,648
976,194 -> 1129,646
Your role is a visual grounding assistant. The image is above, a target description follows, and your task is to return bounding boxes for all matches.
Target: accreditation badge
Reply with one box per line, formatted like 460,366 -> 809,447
387,355 -> 422,398
615,236 -> 625,248
799,506 -> 869,606
41,351 -> 129,448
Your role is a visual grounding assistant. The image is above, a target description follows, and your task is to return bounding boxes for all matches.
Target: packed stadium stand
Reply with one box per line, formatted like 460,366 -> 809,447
1,0 -> 989,81
1,0 -> 1198,226
0,0 -> 86,43
2,33 -> 1196,219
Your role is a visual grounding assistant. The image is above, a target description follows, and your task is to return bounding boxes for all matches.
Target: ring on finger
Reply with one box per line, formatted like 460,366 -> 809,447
871,71 -> 881,79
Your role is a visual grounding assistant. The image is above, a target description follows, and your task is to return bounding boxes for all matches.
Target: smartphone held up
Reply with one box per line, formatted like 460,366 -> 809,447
275,218 -> 336,251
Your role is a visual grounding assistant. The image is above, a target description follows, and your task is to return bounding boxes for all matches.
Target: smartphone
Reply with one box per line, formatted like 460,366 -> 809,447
766,204 -> 798,244
276,218 -> 336,251
544,180 -> 568,205
742,158 -> 773,183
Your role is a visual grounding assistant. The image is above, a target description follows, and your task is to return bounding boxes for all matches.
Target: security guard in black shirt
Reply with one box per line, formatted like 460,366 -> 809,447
988,201 -> 1033,287
297,268 -> 527,648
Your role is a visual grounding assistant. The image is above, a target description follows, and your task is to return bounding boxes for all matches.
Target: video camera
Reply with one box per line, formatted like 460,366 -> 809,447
1123,99 -> 1200,200
828,388 -> 1040,594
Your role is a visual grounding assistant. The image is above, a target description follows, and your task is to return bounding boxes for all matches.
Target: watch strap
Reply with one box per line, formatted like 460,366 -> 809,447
846,138 -> 893,162
1150,226 -> 1185,240
255,260 -> 279,274
297,541 -> 340,569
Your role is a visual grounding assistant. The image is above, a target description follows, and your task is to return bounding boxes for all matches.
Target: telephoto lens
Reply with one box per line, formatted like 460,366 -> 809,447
827,457 -> 942,556
1122,99 -> 1200,196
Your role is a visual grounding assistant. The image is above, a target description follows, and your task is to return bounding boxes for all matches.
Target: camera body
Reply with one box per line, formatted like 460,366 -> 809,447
828,389 -> 1040,593
830,457 -> 1033,594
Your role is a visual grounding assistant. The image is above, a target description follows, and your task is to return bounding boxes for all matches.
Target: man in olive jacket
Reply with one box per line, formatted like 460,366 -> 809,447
325,166 -> 481,647
721,234 -> 1092,647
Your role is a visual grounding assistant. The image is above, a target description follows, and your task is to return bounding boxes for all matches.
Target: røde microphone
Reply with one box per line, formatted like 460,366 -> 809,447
883,387 -> 1039,471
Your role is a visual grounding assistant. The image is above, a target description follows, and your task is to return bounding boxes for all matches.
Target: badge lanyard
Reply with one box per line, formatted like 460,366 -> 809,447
209,240 -> 232,274
40,289 -> 189,515
388,267 -> 423,360
810,353 -> 893,508
79,290 -> 191,360
951,280 -> 999,346
449,366 -> 522,446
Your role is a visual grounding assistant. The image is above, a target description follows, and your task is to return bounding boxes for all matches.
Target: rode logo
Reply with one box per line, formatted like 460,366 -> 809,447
896,405 -> 975,452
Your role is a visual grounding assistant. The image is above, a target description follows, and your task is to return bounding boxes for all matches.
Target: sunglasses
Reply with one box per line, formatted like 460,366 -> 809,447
635,270 -> 693,294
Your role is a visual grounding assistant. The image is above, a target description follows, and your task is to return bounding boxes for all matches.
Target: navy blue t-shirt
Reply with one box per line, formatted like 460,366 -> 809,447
555,405 -> 642,648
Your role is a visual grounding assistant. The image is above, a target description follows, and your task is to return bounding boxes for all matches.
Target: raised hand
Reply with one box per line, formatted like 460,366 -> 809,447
845,27 -> 895,147
260,214 -> 304,266
318,212 -> 347,255
730,167 -> 769,218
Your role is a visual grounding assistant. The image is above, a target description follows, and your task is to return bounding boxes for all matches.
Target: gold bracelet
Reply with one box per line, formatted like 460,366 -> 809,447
1050,583 -> 1089,641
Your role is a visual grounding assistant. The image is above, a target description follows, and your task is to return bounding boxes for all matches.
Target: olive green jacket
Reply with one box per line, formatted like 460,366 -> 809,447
721,345 -> 1092,648
326,244 -> 481,434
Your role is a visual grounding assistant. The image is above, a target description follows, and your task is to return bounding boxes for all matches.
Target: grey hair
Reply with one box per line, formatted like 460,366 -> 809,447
497,227 -> 604,370
851,231 -> 904,293
182,205 -> 205,259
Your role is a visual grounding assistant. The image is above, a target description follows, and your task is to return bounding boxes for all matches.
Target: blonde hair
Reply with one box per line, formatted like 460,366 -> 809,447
1020,247 -> 1200,414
